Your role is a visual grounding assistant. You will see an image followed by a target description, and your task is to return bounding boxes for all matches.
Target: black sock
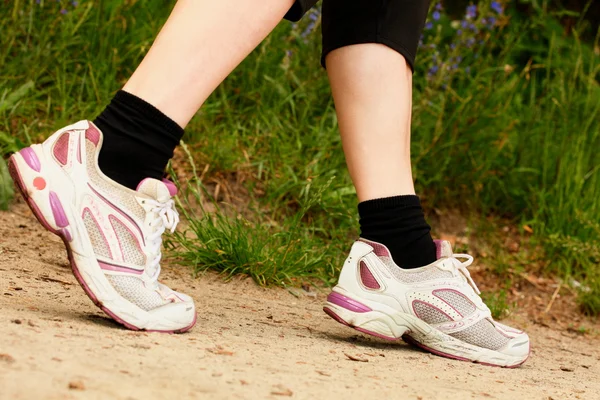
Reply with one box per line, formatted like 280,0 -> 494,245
358,195 -> 437,269
93,90 -> 184,190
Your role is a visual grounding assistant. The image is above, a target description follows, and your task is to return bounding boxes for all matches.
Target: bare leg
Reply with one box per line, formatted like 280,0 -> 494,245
326,43 -> 436,268
326,44 -> 415,202
123,0 -> 295,128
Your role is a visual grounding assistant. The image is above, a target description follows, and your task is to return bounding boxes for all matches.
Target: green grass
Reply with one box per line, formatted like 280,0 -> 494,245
166,144 -> 340,286
1,1 -> 599,312
481,290 -> 513,320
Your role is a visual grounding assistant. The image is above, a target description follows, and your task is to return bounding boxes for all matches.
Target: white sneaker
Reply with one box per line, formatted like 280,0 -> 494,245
8,120 -> 196,332
324,239 -> 530,367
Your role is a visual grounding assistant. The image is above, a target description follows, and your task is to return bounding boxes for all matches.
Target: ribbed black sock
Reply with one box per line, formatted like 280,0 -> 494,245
358,195 -> 437,269
93,90 -> 184,190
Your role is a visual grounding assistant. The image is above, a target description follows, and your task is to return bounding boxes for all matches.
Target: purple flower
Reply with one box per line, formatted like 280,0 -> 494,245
466,4 -> 477,19
487,17 -> 497,28
435,2 -> 443,11
465,67 -> 471,74
428,65 -> 439,76
425,21 -> 433,30
301,21 -> 317,39
72,1 -> 79,6
491,1 -> 503,14
432,11 -> 441,21
457,29 -> 463,35
60,8 -> 67,14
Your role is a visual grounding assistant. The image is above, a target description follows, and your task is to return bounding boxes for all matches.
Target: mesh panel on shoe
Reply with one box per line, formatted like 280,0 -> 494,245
360,261 -> 380,289
83,209 -> 111,259
413,301 -> 452,324
110,216 -> 146,266
433,289 -> 476,317
380,256 -> 453,283
106,275 -> 169,311
450,319 -> 510,351
85,141 -> 146,222
53,131 -> 70,165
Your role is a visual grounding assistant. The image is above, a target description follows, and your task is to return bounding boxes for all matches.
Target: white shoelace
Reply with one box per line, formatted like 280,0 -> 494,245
450,253 -> 481,295
145,198 -> 179,284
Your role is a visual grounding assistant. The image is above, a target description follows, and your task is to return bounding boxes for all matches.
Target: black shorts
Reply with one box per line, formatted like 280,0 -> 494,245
285,0 -> 430,70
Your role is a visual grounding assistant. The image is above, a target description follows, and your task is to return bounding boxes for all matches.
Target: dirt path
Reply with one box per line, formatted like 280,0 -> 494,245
1,203 -> 599,400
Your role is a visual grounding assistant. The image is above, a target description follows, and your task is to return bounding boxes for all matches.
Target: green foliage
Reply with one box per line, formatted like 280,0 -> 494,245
0,158 -> 14,211
481,289 -> 513,320
579,278 -> 600,316
167,144 -> 340,286
0,1 -> 599,311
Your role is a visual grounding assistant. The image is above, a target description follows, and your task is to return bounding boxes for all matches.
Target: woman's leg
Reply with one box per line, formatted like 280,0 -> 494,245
322,0 -> 530,368
322,0 -> 435,270
327,44 -> 436,269
95,0 -> 295,189
9,0 -> 296,332
123,0 -> 295,128
326,44 -> 415,201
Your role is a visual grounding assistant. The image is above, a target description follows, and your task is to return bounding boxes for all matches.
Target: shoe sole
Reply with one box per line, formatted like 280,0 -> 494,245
8,147 -> 196,333
323,288 -> 529,368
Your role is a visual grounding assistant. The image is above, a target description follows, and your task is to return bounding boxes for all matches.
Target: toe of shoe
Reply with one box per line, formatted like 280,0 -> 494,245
500,331 -> 530,360
147,297 -> 197,332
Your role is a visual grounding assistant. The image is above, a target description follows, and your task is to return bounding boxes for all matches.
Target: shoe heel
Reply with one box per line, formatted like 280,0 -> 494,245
8,147 -> 72,242
323,291 -> 409,341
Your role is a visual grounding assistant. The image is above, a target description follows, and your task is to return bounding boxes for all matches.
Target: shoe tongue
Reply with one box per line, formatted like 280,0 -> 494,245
434,240 -> 454,259
136,178 -> 177,203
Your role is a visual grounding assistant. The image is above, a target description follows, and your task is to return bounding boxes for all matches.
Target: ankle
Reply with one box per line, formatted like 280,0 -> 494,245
358,195 -> 437,268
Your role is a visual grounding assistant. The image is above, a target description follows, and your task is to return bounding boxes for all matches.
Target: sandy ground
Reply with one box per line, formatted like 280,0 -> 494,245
1,202 -> 600,400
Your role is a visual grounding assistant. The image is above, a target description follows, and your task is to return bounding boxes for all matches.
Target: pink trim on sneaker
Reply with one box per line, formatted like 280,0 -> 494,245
162,179 -> 178,196
359,261 -> 380,289
323,307 -> 397,341
359,238 -> 391,257
87,184 -> 145,246
61,228 -> 72,242
411,299 -> 453,322
98,260 -> 143,275
19,148 -> 41,172
53,132 -> 70,165
49,191 -> 69,228
327,292 -> 371,313
85,125 -> 101,146
76,135 -> 82,164
432,288 -> 477,318
434,240 -> 444,259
